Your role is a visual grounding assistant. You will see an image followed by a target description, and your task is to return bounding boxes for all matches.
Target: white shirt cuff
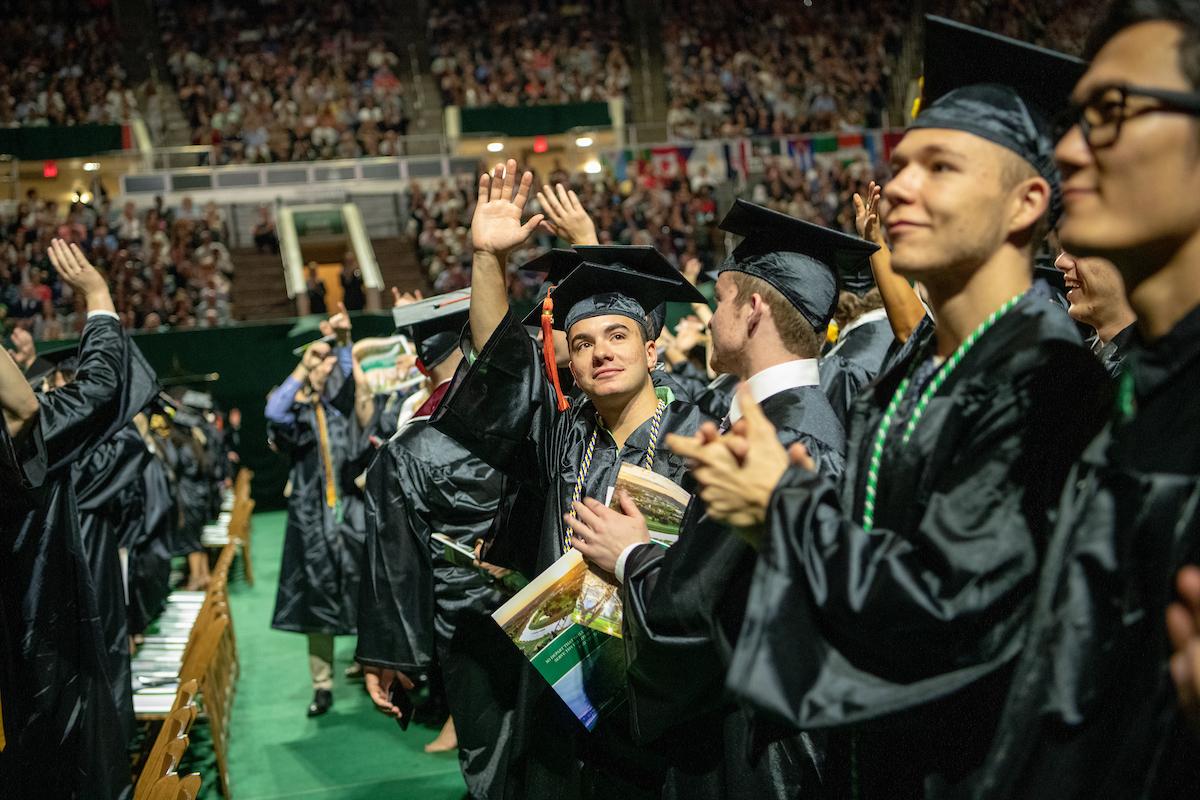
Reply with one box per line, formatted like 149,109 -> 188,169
614,543 -> 644,584
87,310 -> 120,321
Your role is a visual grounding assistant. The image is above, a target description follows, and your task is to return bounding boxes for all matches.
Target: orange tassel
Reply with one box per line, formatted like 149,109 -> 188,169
541,294 -> 569,412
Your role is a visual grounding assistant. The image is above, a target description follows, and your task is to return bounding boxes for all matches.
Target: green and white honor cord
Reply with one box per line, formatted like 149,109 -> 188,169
565,399 -> 667,551
860,292 -> 1025,532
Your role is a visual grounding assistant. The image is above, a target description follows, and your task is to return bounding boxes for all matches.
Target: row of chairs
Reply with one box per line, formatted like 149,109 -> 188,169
131,470 -> 255,799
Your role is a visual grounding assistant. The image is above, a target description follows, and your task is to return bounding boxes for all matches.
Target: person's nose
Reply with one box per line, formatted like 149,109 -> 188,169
1054,250 -> 1076,273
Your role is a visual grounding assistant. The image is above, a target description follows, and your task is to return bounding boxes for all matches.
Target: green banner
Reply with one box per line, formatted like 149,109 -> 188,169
460,102 -> 610,137
0,125 -> 128,160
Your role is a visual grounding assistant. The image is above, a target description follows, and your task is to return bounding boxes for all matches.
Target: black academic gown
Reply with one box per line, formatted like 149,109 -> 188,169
357,407 -> 513,799
268,391 -> 367,635
621,383 -> 847,799
1088,322 -> 1136,379
128,442 -> 177,636
694,373 -> 739,421
170,429 -> 209,554
965,307 -> 1200,800
433,310 -> 706,800
75,423 -> 152,751
726,290 -> 1113,798
0,315 -> 156,800
820,312 -> 895,424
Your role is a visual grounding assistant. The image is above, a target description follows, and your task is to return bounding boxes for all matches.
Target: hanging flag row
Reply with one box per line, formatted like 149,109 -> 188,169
600,130 -> 906,184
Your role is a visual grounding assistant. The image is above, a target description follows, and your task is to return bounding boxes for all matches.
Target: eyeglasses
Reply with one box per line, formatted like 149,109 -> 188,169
1055,83 -> 1200,149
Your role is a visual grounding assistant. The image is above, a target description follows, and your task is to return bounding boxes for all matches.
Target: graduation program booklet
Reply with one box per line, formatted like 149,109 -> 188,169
492,550 -> 627,731
571,463 -> 692,638
432,532 -> 528,593
355,335 -> 422,395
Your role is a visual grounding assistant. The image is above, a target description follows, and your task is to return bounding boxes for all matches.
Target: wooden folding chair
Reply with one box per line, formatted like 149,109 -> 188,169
134,700 -> 198,800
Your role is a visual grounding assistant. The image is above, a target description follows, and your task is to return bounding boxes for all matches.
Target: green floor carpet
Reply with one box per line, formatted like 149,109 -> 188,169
208,509 -> 468,800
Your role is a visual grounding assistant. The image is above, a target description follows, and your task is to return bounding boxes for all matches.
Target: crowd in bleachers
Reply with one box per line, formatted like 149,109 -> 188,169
427,0 -> 631,108
662,0 -> 907,140
403,154 -> 885,297
0,0 -> 137,127
0,192 -> 244,342
157,0 -> 411,164
930,0 -> 1098,55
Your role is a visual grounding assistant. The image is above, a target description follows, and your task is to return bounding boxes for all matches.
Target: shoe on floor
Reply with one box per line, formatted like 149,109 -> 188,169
344,662 -> 364,680
307,689 -> 333,717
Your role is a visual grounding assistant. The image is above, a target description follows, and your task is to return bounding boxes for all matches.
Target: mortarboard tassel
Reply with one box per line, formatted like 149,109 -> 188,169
541,293 -> 570,412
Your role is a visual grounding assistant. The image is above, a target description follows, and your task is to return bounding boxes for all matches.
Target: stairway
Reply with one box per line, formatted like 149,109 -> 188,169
230,249 -> 293,322
371,236 -> 428,295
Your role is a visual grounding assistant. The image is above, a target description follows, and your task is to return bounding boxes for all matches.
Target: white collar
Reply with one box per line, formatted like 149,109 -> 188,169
727,359 -> 820,425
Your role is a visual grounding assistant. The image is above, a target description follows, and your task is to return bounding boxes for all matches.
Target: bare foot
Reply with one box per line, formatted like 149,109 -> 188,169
424,716 -> 457,753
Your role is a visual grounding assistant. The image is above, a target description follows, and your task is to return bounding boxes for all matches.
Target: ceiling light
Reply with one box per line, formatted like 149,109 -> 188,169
575,136 -> 593,148
583,159 -> 602,174
486,141 -> 504,153
83,161 -> 100,172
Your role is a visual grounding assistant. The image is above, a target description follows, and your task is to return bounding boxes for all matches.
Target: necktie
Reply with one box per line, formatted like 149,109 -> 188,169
313,401 -> 338,509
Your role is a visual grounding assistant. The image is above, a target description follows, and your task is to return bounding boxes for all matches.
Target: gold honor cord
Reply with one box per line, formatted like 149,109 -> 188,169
313,401 -> 339,511
565,399 -> 667,552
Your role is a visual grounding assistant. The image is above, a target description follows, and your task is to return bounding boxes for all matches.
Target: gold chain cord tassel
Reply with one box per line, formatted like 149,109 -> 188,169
313,401 -> 338,509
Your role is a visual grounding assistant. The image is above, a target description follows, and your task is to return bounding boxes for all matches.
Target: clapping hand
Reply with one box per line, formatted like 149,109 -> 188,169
536,183 -> 599,245
473,159 -> 544,258
666,386 -> 801,538
1168,565 -> 1200,734
853,181 -> 884,245
48,239 -> 114,313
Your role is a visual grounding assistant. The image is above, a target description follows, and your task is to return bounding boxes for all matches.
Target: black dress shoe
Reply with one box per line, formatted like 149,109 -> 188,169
307,689 -> 333,717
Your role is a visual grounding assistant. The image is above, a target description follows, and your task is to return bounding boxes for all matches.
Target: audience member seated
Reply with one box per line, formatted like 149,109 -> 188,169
661,0 -> 906,139
0,192 -> 236,343
157,0 -> 411,164
426,0 -> 631,108
0,1 -> 137,127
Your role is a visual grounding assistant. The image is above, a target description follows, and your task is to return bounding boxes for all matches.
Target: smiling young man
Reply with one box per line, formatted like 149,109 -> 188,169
970,2 -> 1200,796
1054,249 -> 1137,374
667,18 -> 1114,798
431,160 -> 706,799
567,201 -> 859,800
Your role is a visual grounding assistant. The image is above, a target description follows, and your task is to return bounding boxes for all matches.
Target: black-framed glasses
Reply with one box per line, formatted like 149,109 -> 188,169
1054,83 -> 1200,148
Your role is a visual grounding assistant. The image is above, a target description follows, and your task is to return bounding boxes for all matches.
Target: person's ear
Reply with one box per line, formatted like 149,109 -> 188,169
746,293 -> 765,336
645,333 -> 657,370
1008,176 -> 1051,242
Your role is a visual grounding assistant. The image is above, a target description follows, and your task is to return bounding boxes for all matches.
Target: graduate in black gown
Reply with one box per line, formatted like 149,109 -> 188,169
819,262 -> 896,424
1052,250 -> 1137,377
572,201 -> 859,799
265,308 -> 368,716
971,5 -> 1200,796
357,293 -> 516,798
127,406 -> 180,637
0,240 -> 156,800
74,418 -> 154,751
670,20 -> 1116,797
432,160 -> 707,799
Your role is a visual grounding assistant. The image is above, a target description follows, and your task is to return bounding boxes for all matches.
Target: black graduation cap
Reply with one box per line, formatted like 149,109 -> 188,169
24,343 -> 79,387
520,248 -> 585,284
391,288 -> 471,369
718,200 -> 879,327
519,263 -> 701,336
914,15 -> 1087,226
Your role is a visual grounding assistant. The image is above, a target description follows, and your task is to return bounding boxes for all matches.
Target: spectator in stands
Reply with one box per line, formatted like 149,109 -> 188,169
341,254 -> 365,311
253,205 -> 280,253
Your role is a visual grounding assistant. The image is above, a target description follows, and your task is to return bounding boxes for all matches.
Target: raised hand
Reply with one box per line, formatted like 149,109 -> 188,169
328,302 -> 352,345
853,181 -> 884,245
48,239 -> 114,313
391,287 -> 423,307
673,316 -> 706,355
472,159 -> 544,257
536,182 -> 599,245
6,327 -> 35,370
681,257 -> 702,286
